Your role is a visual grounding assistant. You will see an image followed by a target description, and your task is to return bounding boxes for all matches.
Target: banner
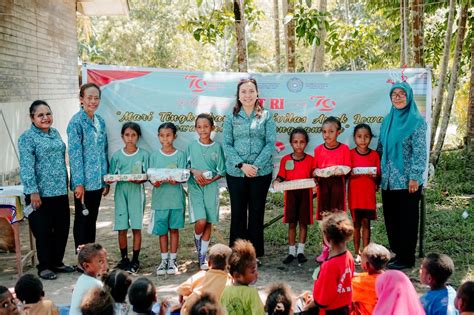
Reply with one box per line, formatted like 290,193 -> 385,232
85,64 -> 431,174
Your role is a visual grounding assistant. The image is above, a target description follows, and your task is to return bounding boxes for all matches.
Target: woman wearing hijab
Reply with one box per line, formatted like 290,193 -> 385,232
378,81 -> 427,270
373,270 -> 425,315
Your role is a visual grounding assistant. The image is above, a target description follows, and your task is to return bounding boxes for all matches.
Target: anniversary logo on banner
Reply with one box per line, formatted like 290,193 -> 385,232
85,64 -> 431,175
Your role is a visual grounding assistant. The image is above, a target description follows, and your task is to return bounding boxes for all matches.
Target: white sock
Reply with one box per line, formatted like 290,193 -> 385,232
297,243 -> 305,255
169,252 -> 177,260
194,233 -> 202,241
161,252 -> 169,260
200,240 -> 210,256
289,245 -> 296,256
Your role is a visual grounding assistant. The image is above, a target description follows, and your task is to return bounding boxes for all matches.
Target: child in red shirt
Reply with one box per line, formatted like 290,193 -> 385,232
348,124 -> 381,264
313,117 -> 351,262
273,127 -> 314,265
308,212 -> 355,315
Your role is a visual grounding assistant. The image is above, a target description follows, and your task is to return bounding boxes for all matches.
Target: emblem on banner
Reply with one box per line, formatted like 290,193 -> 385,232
184,75 -> 223,93
310,96 -> 336,112
287,77 -> 304,93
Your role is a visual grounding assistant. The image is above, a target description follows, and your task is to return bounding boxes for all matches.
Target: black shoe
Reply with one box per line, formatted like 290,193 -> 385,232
74,265 -> 84,273
38,269 -> 57,280
256,258 -> 263,267
387,260 -> 414,270
126,261 -> 140,274
115,257 -> 130,270
297,253 -> 308,264
53,264 -> 75,273
282,254 -> 295,264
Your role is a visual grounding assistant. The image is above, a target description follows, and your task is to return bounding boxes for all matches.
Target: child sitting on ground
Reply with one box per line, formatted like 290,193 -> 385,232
128,277 -> 168,315
420,253 -> 459,315
175,244 -> 232,314
14,274 -> 59,315
70,243 -> 108,315
80,287 -> 114,315
220,239 -> 265,315
102,270 -> 132,315
306,211 -> 354,314
188,293 -> 225,315
0,285 -> 20,315
351,243 -> 390,315
265,283 -> 293,315
455,281 -> 474,315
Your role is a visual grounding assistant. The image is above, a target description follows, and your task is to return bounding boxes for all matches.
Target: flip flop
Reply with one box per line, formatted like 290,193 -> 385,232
38,269 -> 57,280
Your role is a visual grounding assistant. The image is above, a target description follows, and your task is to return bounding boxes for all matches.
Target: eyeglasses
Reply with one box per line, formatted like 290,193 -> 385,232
391,92 -> 407,99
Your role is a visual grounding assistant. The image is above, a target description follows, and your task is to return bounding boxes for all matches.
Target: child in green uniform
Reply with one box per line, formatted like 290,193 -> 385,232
187,113 -> 226,270
149,122 -> 186,276
107,122 -> 149,274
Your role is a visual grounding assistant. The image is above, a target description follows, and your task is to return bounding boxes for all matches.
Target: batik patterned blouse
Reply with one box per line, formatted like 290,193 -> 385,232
67,109 -> 108,191
19,125 -> 68,196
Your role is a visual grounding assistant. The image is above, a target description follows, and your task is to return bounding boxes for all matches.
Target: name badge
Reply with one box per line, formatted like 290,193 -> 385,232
285,160 -> 294,171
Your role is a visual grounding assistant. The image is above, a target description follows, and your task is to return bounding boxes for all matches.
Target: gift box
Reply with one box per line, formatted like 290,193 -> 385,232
147,168 -> 190,183
313,165 -> 351,178
103,174 -> 148,183
351,167 -> 377,175
273,179 -> 316,192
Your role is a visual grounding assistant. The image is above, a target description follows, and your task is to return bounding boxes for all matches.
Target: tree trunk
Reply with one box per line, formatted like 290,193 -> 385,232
234,0 -> 248,72
400,0 -> 409,66
431,2 -> 469,165
430,0 -> 456,150
284,0 -> 296,72
309,0 -> 327,72
273,0 -> 281,72
411,0 -> 424,67
466,40 -> 474,150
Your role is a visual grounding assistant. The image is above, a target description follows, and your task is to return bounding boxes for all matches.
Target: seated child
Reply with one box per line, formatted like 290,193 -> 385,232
176,244 -> 232,314
351,243 -> 390,315
220,239 -> 265,315
455,281 -> 474,315
128,277 -> 167,315
70,243 -> 108,315
188,293 -> 225,315
311,212 -> 354,314
80,287 -> 114,315
265,283 -> 293,315
0,285 -> 20,315
420,253 -> 458,315
14,274 -> 59,315
373,270 -> 425,315
102,270 -> 132,315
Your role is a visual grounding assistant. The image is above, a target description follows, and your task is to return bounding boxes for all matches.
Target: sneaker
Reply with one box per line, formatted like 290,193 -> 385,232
127,261 -> 140,274
355,255 -> 361,266
156,259 -> 168,276
316,244 -> 330,263
199,255 -> 209,270
297,253 -> 308,264
115,257 -> 130,270
282,254 -> 295,264
167,259 -> 178,275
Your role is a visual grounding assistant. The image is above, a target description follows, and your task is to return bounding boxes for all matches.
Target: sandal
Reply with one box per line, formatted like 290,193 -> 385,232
38,269 -> 57,280
53,264 -> 75,273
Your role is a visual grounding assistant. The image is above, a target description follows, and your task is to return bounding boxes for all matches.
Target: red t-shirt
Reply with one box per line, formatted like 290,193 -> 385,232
313,251 -> 354,314
277,153 -> 314,181
348,149 -> 381,211
312,143 -> 351,169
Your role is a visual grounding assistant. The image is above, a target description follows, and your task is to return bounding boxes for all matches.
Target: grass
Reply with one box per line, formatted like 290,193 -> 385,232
262,149 -> 474,286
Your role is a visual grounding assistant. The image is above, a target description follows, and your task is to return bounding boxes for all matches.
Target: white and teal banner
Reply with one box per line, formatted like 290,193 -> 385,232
85,64 -> 431,169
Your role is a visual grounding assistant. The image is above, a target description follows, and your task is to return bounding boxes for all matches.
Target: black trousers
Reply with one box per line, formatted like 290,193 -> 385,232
73,189 -> 103,249
382,187 -> 422,265
27,194 -> 70,272
226,173 -> 272,257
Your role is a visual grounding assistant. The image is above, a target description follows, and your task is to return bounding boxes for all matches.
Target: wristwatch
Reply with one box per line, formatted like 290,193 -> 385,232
236,162 -> 243,169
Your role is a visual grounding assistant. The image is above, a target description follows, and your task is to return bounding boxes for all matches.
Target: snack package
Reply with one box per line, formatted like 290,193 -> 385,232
273,179 -> 316,192
351,167 -> 377,175
202,171 -> 213,180
147,168 -> 190,183
103,174 -> 148,183
313,165 -> 351,178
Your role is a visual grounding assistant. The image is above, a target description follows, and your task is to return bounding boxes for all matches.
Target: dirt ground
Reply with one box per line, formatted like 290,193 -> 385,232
0,186 -> 330,307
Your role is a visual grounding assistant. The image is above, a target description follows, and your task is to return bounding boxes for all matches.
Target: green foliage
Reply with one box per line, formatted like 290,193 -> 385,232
293,5 -> 330,47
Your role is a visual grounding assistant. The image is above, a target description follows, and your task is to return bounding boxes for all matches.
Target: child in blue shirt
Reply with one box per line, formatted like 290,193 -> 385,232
420,253 -> 459,315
